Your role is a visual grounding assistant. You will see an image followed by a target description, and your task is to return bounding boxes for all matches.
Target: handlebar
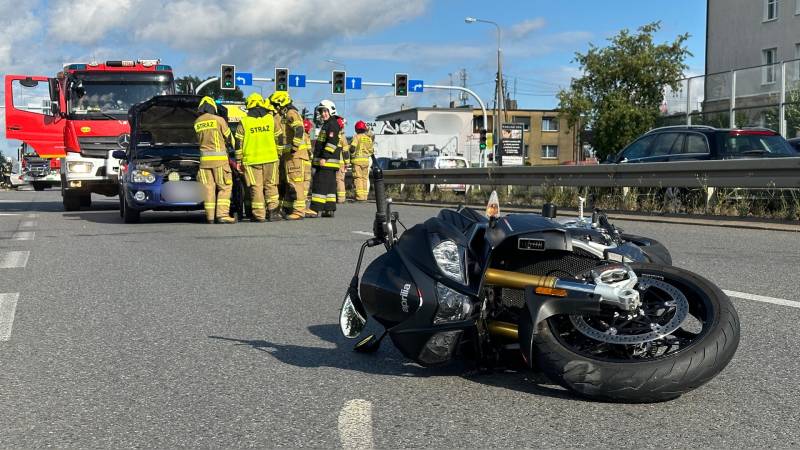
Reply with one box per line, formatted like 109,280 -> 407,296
370,155 -> 395,247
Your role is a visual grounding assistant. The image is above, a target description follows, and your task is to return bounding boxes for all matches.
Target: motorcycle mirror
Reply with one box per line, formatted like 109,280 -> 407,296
486,190 -> 500,219
339,289 -> 367,339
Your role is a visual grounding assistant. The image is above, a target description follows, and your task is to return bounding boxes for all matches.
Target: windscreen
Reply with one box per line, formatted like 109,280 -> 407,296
438,158 -> 468,168
68,73 -> 174,118
721,134 -> 797,157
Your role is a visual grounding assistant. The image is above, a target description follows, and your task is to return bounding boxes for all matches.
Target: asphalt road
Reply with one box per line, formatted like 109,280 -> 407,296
1,189 -> 799,448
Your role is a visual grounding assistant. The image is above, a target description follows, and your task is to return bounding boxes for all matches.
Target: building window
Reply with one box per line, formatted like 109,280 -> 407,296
523,144 -> 529,158
764,0 -> 778,21
762,47 -> 778,83
512,116 -> 530,131
541,145 -> 558,159
796,42 -> 800,59
542,117 -> 559,132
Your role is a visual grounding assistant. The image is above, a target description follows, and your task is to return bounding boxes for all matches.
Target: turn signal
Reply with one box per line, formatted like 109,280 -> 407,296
535,287 -> 568,297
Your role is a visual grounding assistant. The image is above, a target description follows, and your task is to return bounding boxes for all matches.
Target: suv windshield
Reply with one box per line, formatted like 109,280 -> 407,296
69,73 -> 174,118
721,133 -> 796,156
438,158 -> 468,168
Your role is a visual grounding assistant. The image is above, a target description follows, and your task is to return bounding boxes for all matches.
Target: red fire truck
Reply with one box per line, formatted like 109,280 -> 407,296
4,60 -> 175,210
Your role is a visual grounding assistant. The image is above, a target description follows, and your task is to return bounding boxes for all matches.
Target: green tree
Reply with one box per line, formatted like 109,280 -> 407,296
786,86 -> 800,139
175,75 -> 245,102
558,22 -> 691,159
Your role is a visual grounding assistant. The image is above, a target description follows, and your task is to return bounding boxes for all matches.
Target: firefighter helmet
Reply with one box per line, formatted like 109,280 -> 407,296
246,92 -> 264,109
303,118 -> 313,133
198,96 -> 217,114
355,120 -> 368,132
269,91 -> 291,108
316,99 -> 337,116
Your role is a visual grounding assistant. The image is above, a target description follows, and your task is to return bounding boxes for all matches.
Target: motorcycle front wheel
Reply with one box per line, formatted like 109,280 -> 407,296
530,263 -> 740,403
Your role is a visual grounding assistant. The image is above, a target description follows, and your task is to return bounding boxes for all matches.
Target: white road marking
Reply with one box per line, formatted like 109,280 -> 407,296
20,220 -> 36,228
0,213 -> 20,216
724,290 -> 800,309
0,200 -> 26,203
11,231 -> 34,241
0,251 -> 29,269
352,231 -> 374,237
0,293 -> 20,341
25,213 -> 37,219
338,399 -> 374,450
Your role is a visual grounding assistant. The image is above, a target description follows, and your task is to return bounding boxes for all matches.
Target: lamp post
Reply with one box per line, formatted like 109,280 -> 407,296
326,59 -> 348,117
465,16 -> 504,165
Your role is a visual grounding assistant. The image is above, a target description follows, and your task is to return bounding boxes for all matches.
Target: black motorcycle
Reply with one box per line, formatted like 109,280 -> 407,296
339,156 -> 740,403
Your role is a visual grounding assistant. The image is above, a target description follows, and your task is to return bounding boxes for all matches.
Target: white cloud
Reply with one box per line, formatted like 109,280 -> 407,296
41,0 -> 428,73
48,0 -> 132,45
509,18 -> 546,40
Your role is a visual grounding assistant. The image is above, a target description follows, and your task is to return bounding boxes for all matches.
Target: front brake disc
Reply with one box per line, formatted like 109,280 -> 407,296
569,277 -> 690,345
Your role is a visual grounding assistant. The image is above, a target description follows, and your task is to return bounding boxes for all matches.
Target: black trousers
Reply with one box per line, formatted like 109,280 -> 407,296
310,168 -> 337,212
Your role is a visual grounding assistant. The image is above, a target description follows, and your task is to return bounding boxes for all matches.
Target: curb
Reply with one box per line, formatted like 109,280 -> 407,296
389,201 -> 800,233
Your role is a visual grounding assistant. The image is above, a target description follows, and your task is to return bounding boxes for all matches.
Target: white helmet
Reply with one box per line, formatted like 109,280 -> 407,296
316,99 -> 337,116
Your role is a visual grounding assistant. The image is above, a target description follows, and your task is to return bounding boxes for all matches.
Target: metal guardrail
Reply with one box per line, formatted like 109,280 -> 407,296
381,158 -> 800,189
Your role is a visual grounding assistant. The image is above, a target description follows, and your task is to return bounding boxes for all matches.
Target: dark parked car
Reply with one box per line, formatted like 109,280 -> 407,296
606,126 -> 798,163
788,137 -> 800,152
376,157 -> 421,170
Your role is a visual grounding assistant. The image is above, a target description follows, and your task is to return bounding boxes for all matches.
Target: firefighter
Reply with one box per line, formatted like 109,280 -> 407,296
233,93 -> 282,222
350,121 -> 374,202
310,99 -> 341,217
269,91 -> 309,220
302,118 -> 315,217
195,96 -> 236,224
336,118 -> 349,203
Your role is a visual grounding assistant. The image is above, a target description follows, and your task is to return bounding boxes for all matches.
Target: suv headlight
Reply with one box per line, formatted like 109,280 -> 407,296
131,169 -> 156,183
432,240 -> 465,284
434,283 -> 474,324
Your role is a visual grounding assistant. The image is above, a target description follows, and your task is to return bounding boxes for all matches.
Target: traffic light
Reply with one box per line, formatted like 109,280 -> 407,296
332,70 -> 346,94
275,68 -> 288,91
220,64 -> 235,91
394,73 -> 408,97
479,128 -> 487,150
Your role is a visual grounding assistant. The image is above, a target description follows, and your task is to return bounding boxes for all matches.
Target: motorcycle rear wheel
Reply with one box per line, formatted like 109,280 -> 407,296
530,263 -> 740,403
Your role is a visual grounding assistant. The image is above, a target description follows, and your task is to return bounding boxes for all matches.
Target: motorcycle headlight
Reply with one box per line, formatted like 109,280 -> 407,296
434,283 -> 474,324
432,240 -> 465,284
132,169 -> 156,184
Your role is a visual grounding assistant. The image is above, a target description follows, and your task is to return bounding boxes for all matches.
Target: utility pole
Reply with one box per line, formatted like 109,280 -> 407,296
459,69 -> 468,106
448,72 -> 453,105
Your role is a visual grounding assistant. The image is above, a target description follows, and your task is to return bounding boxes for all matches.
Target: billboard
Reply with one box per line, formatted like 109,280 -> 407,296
500,123 -> 524,166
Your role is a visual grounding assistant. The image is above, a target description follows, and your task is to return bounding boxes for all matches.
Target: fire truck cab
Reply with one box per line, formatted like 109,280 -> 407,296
4,60 -> 175,210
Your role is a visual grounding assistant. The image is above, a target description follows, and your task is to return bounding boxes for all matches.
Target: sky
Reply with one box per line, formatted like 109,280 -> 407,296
0,0 -> 708,156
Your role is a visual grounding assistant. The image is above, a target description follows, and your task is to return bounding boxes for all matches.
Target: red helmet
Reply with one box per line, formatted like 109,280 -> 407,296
355,120 -> 368,132
303,118 -> 313,133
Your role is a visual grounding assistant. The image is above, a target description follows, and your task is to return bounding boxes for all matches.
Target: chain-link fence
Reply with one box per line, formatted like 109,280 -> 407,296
658,58 -> 800,138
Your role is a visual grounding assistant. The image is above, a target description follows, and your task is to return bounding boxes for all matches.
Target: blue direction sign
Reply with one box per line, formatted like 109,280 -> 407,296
409,79 -> 424,92
235,72 -> 253,86
289,74 -> 306,88
346,77 -> 362,90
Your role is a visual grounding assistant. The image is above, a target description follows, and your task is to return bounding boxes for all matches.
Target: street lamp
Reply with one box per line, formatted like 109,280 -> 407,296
465,16 -> 505,165
326,59 -> 348,117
